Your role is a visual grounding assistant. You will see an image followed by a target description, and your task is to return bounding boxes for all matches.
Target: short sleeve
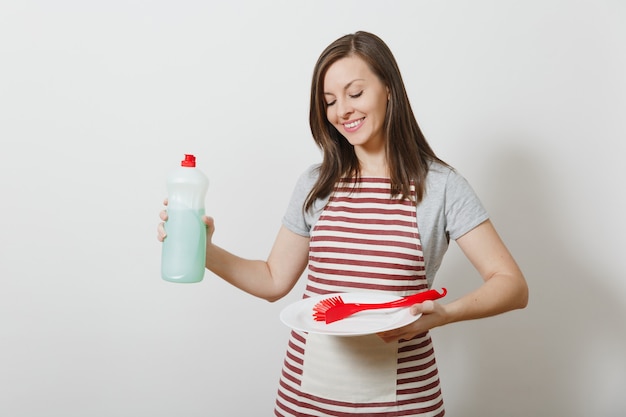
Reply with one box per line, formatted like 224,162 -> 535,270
281,164 -> 325,237
418,163 -> 489,286
444,169 -> 489,240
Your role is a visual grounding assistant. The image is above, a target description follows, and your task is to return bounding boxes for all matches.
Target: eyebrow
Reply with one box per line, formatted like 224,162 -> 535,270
323,79 -> 365,96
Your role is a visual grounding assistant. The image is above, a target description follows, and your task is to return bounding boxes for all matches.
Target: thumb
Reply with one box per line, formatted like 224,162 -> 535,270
410,300 -> 436,315
203,216 -> 216,238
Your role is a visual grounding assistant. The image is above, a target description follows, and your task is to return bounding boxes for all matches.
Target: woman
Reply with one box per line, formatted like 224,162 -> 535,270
158,31 -> 528,416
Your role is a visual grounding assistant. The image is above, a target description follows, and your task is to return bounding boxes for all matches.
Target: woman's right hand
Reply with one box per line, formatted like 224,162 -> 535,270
202,214 -> 216,244
156,198 -> 215,244
157,198 -> 168,242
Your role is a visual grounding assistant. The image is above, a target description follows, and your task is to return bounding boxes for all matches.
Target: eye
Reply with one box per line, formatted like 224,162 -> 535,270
349,91 -> 363,99
325,99 -> 336,107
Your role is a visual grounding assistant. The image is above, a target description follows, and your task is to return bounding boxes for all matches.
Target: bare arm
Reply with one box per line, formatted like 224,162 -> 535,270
441,219 -> 528,321
158,207 -> 309,302
379,220 -> 528,342
203,217 -> 310,302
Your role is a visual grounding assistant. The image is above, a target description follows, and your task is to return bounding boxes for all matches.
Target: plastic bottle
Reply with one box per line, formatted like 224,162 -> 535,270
161,154 -> 209,283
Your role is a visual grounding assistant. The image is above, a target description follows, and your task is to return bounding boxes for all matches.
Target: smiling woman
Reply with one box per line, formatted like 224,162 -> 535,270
323,56 -> 390,160
306,31 -> 445,208
158,30 -> 528,417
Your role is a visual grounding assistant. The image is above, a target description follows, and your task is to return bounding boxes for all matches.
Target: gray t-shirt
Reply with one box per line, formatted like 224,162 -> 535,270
282,162 -> 489,287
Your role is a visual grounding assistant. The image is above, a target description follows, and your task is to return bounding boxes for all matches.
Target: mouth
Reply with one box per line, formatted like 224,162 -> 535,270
343,118 -> 364,131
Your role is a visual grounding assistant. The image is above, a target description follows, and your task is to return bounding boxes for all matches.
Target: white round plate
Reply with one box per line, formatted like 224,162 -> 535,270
279,292 -> 421,336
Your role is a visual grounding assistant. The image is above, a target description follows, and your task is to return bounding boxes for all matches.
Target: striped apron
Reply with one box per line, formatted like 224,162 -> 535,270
275,178 -> 445,416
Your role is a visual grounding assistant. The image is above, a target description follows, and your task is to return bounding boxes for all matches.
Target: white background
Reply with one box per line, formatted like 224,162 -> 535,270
1,1 -> 625,416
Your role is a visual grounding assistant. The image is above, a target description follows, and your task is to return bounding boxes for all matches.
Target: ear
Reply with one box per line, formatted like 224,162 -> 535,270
386,86 -> 391,101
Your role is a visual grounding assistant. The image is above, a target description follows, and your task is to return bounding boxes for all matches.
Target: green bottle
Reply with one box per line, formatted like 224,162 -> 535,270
161,154 -> 209,283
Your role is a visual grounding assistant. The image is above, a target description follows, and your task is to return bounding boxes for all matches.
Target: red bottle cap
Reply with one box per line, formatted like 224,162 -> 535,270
181,154 -> 196,167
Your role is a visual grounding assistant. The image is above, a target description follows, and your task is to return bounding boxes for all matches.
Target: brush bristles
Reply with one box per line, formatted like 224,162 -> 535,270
312,295 -> 344,322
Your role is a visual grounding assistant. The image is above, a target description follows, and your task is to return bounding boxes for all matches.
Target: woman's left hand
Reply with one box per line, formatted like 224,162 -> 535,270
378,221 -> 529,344
377,300 -> 449,343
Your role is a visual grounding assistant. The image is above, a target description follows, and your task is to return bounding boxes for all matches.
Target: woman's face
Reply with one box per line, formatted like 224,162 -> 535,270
323,55 -> 389,151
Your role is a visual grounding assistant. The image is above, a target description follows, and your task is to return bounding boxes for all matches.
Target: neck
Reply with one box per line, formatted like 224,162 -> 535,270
359,161 -> 389,177
355,143 -> 388,177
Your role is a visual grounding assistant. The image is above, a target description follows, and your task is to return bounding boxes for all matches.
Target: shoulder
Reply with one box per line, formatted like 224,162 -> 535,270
423,160 -> 456,194
295,163 -> 321,190
426,160 -> 453,179
282,163 -> 325,237
425,160 -> 473,195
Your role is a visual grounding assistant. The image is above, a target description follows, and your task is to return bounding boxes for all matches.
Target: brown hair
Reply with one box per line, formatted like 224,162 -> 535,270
305,31 -> 446,211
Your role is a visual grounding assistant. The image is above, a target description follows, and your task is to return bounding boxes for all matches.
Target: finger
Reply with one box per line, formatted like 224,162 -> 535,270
157,223 -> 167,241
203,216 -> 216,232
377,332 -> 397,343
159,210 -> 168,221
377,327 -> 402,341
378,330 -> 415,344
163,197 -> 169,206
410,300 -> 436,315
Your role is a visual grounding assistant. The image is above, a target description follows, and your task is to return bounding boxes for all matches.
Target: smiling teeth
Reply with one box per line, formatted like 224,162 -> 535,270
345,119 -> 362,129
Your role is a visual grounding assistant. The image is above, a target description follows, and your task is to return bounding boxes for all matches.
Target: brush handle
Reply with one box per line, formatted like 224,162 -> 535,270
355,288 -> 447,309
313,287 -> 449,324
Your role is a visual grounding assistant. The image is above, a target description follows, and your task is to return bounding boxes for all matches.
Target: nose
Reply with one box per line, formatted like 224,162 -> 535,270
336,99 -> 354,120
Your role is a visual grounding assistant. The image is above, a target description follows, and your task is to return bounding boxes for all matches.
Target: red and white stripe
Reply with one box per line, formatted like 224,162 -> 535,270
275,178 -> 445,416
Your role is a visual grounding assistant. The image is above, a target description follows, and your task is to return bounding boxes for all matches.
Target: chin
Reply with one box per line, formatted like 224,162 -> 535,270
343,135 -> 369,146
